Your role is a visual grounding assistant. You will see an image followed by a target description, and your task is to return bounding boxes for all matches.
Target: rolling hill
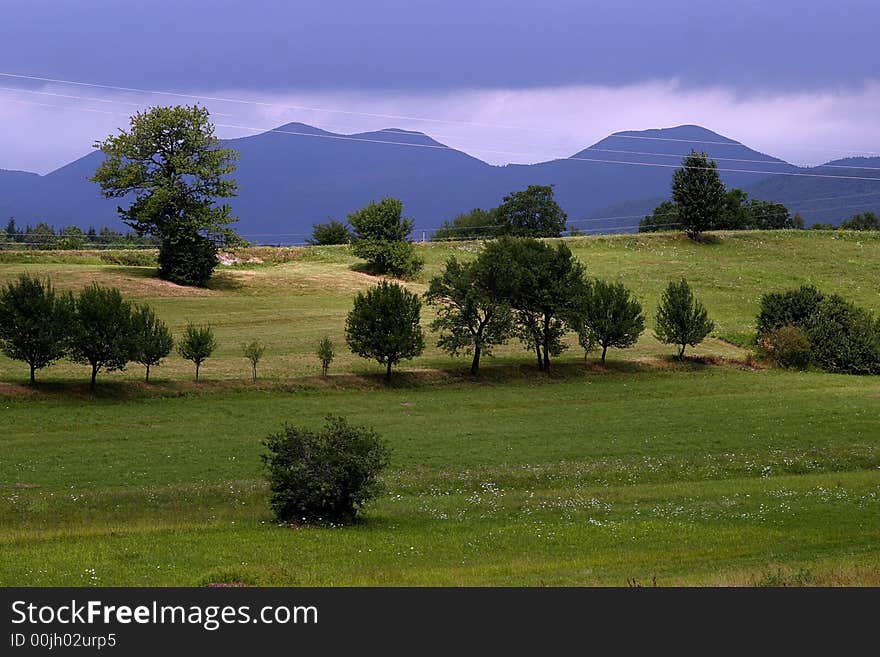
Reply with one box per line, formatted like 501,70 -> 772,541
1,124 -> 878,241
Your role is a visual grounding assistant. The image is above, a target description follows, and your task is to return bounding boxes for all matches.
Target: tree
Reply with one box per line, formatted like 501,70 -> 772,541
91,105 -> 241,287
262,416 -> 390,525
495,185 -> 567,237
317,336 -> 334,376
68,284 -> 135,389
0,274 -> 72,384
348,198 -> 423,278
345,281 -> 425,382
840,211 -> 879,231
748,199 -> 792,230
719,188 -> 751,230
131,304 -> 173,382
4,218 -> 15,241
432,208 -> 499,240
308,220 -> 353,245
639,201 -> 679,233
671,150 -> 726,240
654,279 -> 715,359
426,256 -> 513,375
242,340 -> 266,382
579,280 -> 645,363
178,323 -> 217,382
481,237 -> 588,370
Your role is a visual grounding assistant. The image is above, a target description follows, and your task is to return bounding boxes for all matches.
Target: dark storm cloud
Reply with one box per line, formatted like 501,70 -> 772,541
1,0 -> 877,93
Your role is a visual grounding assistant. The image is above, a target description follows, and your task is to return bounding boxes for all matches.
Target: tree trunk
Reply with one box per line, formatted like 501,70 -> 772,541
385,360 -> 392,383
678,344 -> 686,360
534,343 -> 543,370
29,363 -> 35,385
252,364 -> 257,382
470,342 -> 482,376
195,362 -> 200,383
601,345 -> 608,364
541,315 -> 552,371
90,364 -> 98,390
145,364 -> 151,383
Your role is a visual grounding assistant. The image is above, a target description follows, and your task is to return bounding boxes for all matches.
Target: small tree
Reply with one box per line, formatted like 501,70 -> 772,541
68,284 -> 135,389
131,304 -> 173,382
317,336 -> 334,376
345,281 -> 425,382
654,279 -> 715,359
308,220 -> 352,245
348,198 -> 423,278
580,280 -> 645,363
262,416 -> 390,525
426,256 -> 513,375
764,325 -> 812,369
495,185 -> 567,237
178,323 -> 217,382
0,274 -> 72,384
242,340 -> 265,382
840,211 -> 879,231
671,150 -> 726,241
806,296 -> 880,374
639,201 -> 680,233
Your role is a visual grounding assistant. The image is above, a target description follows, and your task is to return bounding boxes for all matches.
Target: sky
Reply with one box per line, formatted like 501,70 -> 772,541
2,0 -> 879,173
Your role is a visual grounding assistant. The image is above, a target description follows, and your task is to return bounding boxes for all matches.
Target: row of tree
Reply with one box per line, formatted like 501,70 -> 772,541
812,211 -> 880,231
2,220 -> 159,250
344,236 -> 714,380
0,275 -> 218,387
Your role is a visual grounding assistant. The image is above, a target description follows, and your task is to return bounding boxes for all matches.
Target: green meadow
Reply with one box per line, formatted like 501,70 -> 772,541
1,230 -> 879,586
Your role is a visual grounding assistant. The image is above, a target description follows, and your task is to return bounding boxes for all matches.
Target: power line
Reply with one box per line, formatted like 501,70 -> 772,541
3,70 -> 880,158
0,71 -> 542,132
5,88 -> 880,182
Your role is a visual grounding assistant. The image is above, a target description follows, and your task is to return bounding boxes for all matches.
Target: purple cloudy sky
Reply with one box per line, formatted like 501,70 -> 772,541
1,0 -> 879,173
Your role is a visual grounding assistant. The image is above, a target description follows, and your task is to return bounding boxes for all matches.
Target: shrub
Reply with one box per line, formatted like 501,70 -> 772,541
157,232 -> 219,287
764,325 -> 811,369
345,281 -> 425,382
178,323 -> 218,382
0,274 -> 72,384
654,279 -> 715,359
242,340 -> 266,381
308,220 -> 352,245
68,284 -> 135,389
317,336 -> 334,376
130,304 -> 173,382
806,297 -> 880,374
262,416 -> 390,525
756,285 -> 825,338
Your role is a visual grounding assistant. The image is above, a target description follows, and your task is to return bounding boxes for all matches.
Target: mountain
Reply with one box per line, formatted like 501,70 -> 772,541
1,124 -> 878,240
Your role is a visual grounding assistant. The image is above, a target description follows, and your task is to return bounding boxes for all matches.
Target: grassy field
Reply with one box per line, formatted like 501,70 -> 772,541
1,230 -> 879,586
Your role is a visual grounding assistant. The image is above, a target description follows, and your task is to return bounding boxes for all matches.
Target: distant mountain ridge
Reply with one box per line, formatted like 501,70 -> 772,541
1,124 -> 878,241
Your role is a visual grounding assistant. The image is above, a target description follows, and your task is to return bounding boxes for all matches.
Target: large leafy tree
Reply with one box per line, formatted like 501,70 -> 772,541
579,279 -> 645,363
654,279 -> 715,359
68,284 -> 135,389
0,274 -> 72,384
495,185 -> 567,237
426,256 -> 513,375
482,237 -> 587,370
91,105 -> 240,286
671,150 -> 726,241
345,281 -> 425,382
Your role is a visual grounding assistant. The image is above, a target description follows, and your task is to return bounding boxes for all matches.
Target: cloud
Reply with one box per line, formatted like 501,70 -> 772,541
2,80 -> 880,174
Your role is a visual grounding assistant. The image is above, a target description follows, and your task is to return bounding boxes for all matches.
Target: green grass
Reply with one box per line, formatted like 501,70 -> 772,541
1,231 -> 879,586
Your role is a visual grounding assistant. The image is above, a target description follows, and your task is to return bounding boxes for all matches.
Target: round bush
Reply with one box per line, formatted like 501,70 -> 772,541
157,232 -> 219,287
262,416 -> 390,525
764,325 -> 811,369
